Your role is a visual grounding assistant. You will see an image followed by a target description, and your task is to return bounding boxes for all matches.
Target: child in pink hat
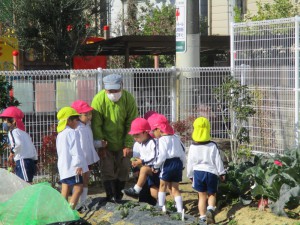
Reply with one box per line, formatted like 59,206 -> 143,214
71,100 -> 107,203
0,106 -> 38,183
147,113 -> 186,214
71,100 -> 106,202
122,118 -> 159,203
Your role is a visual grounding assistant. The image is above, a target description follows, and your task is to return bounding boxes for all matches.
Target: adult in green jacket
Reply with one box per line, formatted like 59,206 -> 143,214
91,74 -> 138,202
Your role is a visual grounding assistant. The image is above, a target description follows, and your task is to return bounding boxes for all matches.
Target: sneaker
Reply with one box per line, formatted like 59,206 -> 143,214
206,209 -> 215,224
198,218 -> 207,225
122,187 -> 139,198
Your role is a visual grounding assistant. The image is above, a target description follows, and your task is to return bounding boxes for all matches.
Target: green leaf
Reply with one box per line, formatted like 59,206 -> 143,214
270,185 -> 300,217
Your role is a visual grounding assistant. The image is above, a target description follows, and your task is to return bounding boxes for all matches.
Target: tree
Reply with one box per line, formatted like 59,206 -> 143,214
235,0 -> 300,22
110,1 -> 176,68
0,0 -> 97,67
214,76 -> 256,164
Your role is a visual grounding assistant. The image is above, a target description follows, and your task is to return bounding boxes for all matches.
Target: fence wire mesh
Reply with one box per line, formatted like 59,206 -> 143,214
232,17 -> 298,154
0,67 -> 229,181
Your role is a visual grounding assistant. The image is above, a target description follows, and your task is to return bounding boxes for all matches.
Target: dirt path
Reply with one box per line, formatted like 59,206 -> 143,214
87,181 -> 300,225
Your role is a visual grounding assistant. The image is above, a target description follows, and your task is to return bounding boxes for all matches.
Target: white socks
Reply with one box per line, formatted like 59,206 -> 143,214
133,185 -> 142,193
207,205 -> 216,211
80,187 -> 88,203
158,192 -> 166,206
175,196 -> 183,213
157,192 -> 183,213
158,192 -> 166,212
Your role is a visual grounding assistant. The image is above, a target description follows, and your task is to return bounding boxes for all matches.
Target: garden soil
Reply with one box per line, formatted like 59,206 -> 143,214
83,180 -> 300,225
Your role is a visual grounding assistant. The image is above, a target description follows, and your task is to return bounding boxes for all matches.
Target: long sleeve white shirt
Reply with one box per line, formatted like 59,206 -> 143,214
56,126 -> 88,180
8,128 -> 38,161
132,138 -> 157,166
154,135 -> 186,169
187,141 -> 226,178
76,121 -> 100,166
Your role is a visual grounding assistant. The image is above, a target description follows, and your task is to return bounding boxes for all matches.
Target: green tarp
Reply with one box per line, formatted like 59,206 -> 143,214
0,181 -> 80,225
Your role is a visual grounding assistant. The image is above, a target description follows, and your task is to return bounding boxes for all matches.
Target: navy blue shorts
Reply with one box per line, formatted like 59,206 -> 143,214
160,158 -> 183,182
60,175 -> 83,185
15,158 -> 36,182
193,171 -> 219,194
147,172 -> 160,188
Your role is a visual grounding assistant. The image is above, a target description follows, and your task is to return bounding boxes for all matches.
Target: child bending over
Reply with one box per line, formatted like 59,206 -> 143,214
122,118 -> 159,200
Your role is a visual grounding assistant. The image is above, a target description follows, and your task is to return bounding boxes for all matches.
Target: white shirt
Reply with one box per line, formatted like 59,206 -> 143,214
76,121 -> 100,166
56,126 -> 88,180
187,141 -> 226,178
8,128 -> 38,161
132,138 -> 157,166
154,135 -> 186,169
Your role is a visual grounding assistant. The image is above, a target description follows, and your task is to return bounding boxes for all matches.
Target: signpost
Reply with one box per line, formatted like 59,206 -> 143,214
176,0 -> 186,53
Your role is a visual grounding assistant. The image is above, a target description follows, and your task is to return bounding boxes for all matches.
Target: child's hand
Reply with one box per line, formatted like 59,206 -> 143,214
123,147 -> 132,157
101,140 -> 107,148
8,153 -> 14,166
220,174 -> 226,182
131,158 -> 142,167
94,140 -> 107,148
152,168 -> 159,173
76,167 -> 83,175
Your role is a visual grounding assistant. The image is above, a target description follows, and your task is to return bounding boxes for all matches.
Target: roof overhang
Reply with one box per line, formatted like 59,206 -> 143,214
79,35 -> 230,67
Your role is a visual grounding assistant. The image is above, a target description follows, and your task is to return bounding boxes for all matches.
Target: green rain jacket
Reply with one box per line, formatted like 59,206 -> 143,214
91,89 -> 138,151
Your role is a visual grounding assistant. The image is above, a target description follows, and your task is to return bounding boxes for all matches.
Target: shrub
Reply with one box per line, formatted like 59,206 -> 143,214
39,129 -> 58,186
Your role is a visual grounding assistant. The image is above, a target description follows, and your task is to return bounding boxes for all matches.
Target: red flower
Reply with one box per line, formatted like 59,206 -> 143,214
67,25 -> 73,32
274,160 -> 283,166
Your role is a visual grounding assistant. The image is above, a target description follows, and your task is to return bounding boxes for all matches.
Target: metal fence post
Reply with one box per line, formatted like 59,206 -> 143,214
97,67 -> 103,92
295,16 -> 299,148
170,66 -> 177,122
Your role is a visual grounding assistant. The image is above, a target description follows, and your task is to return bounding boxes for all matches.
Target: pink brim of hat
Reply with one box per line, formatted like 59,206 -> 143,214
77,105 -> 93,113
159,123 -> 174,135
71,100 -> 93,114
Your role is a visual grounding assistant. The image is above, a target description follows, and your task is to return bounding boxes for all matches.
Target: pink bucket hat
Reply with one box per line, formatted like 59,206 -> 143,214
147,113 -> 174,135
128,117 -> 151,135
0,106 -> 25,131
144,110 -> 158,120
71,100 -> 93,114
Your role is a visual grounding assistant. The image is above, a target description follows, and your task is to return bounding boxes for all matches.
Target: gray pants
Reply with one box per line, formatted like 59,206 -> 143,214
100,149 -> 131,182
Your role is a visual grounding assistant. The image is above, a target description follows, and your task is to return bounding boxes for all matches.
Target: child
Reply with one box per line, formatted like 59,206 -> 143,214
56,106 -> 88,209
0,106 -> 38,184
71,100 -> 106,203
148,113 -> 186,214
122,118 -> 159,201
187,117 -> 226,225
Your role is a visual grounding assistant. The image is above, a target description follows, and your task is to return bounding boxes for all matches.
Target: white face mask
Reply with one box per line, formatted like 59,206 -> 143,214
107,91 -> 122,102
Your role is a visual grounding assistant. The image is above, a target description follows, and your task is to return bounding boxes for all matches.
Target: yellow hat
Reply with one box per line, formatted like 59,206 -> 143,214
57,107 -> 80,133
192,117 -> 211,142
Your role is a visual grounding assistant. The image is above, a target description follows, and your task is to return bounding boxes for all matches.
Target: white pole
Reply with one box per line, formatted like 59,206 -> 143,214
176,0 -> 200,67
176,0 -> 199,120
